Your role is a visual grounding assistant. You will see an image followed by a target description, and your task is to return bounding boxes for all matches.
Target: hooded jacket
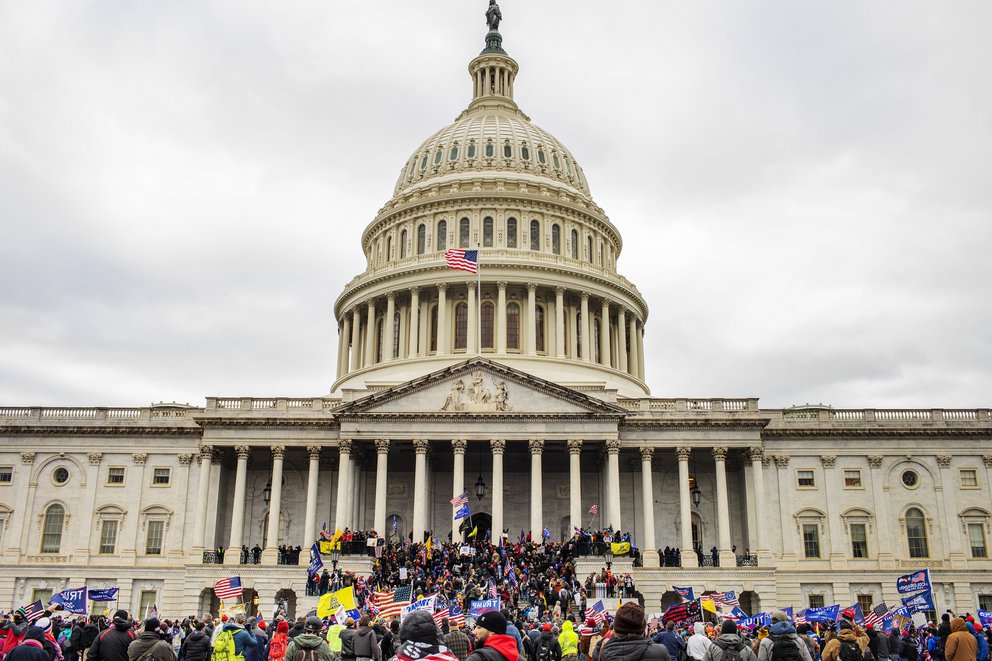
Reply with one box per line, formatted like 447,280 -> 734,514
88,620 -> 136,661
821,628 -> 868,661
467,634 -> 519,661
221,624 -> 258,659
598,634 -> 669,661
945,619 -> 977,661
757,622 -> 812,661
2,621 -> 31,660
284,634 -> 334,661
687,624 -> 712,661
180,631 -> 211,661
558,623 -> 578,657
5,630 -> 50,661
703,634 -> 757,661
867,630 -> 889,661
126,631 -> 176,661
967,623 -> 988,661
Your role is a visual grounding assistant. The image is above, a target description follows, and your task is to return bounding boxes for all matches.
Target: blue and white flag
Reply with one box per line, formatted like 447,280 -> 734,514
673,586 -> 695,601
454,503 -> 470,520
88,588 -> 119,602
977,609 -> 992,628
469,598 -> 501,618
401,595 -> 437,618
900,590 -> 935,614
805,604 -> 840,622
739,613 -> 771,628
896,569 -> 932,595
49,587 -> 88,615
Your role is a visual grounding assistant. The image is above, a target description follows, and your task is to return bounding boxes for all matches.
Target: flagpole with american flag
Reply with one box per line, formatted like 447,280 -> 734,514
444,247 -> 481,354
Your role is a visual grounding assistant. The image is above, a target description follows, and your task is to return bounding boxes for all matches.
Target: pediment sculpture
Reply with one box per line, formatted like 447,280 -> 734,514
441,370 -> 511,412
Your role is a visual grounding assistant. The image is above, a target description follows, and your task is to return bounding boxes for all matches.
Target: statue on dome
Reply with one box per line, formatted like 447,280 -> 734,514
486,0 -> 502,31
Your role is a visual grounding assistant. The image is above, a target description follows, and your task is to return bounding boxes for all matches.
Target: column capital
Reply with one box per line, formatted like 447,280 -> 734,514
936,454 -> 952,468
409,286 -> 420,296
199,444 -> 215,459
528,438 -> 544,455
133,452 -> 148,465
235,446 -> 251,460
819,454 -> 836,468
366,298 -> 376,308
451,439 -> 468,454
605,439 -> 621,455
88,452 -> 103,466
413,438 -> 430,454
567,439 -> 583,455
375,439 -> 391,454
773,454 -> 790,468
983,455 -> 992,468
307,445 -> 322,460
338,438 -> 353,455
712,446 -> 728,461
745,446 -> 764,462
600,298 -> 610,310
867,455 -> 884,468
271,445 -> 286,459
497,281 -> 508,290
640,447 -> 654,462
580,291 -> 590,301
526,282 -> 538,293
554,286 -> 565,296
20,452 -> 35,465
490,438 -> 506,455
437,282 -> 448,293
178,453 -> 195,466
676,446 -> 691,461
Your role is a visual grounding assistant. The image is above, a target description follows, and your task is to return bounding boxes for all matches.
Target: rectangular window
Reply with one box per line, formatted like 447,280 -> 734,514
152,468 -> 171,485
145,520 -> 164,555
960,469 -> 978,488
980,595 -> 992,611
107,467 -> 125,485
844,469 -> 862,488
506,219 -> 517,248
99,520 -> 118,555
0,466 -> 12,483
32,589 -> 53,606
968,523 -> 987,558
797,470 -> 815,488
808,594 -> 825,609
139,591 -> 157,618
850,523 -> 869,558
802,524 -> 821,558
857,594 -> 874,613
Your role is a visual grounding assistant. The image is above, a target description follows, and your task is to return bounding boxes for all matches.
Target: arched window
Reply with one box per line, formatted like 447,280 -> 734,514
41,504 -> 65,554
454,302 -> 468,350
429,305 -> 438,353
437,220 -> 447,251
592,315 -> 601,363
449,144 -> 459,161
507,303 -> 520,350
481,301 -> 495,350
576,312 -> 582,358
459,218 -> 470,248
906,508 -> 929,558
586,236 -> 593,262
552,224 -> 561,255
503,141 -> 512,159
570,229 -> 579,259
417,224 -> 426,255
434,148 -> 443,165
483,217 -> 494,247
400,229 -> 408,258
535,305 -> 545,352
530,220 -> 540,251
386,235 -> 392,261
375,318 -> 384,363
506,218 -> 518,248
393,312 -> 401,359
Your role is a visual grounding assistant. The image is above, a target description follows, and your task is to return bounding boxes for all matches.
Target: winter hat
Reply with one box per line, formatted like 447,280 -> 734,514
474,611 -> 508,636
304,617 -> 323,633
839,621 -> 854,631
276,621 -> 289,634
145,618 -> 161,632
613,603 -> 646,635
721,620 -> 738,635
35,618 -> 52,633
542,624 -> 552,632
398,610 -> 440,644
771,610 -> 790,623
113,610 -> 129,621
258,621 -> 266,630
586,618 -> 597,628
221,615 -> 229,622
24,628 -> 45,643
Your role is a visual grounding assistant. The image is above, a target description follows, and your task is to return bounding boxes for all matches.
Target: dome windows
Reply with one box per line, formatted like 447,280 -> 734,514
506,218 -> 518,248
552,224 -> 561,255
420,154 -> 428,170
467,141 -> 477,159
459,218 -> 470,248
537,148 -> 547,165
485,140 -> 495,159
503,141 -> 513,159
437,220 -> 447,251
521,144 -> 530,161
570,229 -> 579,260
483,217 -> 494,247
449,143 -> 459,161
530,220 -> 540,251
553,152 -> 561,170
399,230 -> 407,259
434,148 -> 444,166
417,225 -> 426,255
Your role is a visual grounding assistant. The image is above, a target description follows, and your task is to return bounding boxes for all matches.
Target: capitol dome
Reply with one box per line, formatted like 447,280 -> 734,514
331,27 -> 650,399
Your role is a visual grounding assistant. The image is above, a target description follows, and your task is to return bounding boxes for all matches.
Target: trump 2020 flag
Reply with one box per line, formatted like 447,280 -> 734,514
896,568 -> 932,595
900,590 -> 935,614
88,588 -> 119,602
50,587 -> 88,615
673,586 -> 694,601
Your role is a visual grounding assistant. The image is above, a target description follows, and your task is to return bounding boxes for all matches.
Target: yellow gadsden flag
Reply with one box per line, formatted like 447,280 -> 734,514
701,599 -> 717,614
610,542 -> 631,556
467,526 -> 478,538
317,586 -> 357,618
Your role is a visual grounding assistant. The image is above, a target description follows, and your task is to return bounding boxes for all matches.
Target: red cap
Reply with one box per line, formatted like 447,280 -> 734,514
842,609 -> 856,620
543,624 -> 551,632
277,621 -> 290,634
586,618 -> 596,627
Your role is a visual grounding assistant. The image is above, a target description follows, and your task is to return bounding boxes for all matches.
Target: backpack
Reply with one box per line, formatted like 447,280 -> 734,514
268,634 -> 287,661
213,630 -> 242,661
536,638 -> 553,661
770,635 -> 804,661
840,639 -> 865,661
718,644 -> 743,661
136,642 -> 170,661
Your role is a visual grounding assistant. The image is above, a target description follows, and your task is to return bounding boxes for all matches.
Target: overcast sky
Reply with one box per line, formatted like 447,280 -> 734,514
1,1 -> 990,409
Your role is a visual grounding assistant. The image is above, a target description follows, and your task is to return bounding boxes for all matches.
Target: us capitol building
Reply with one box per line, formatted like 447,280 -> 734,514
2,8 -> 991,620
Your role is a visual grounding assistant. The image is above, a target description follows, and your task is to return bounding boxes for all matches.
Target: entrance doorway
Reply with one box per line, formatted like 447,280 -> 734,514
459,512 -> 492,542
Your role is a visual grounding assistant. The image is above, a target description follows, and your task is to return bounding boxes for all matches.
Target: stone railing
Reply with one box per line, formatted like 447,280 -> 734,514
0,407 -> 194,423
617,398 -> 761,414
778,408 -> 991,425
205,398 -> 330,413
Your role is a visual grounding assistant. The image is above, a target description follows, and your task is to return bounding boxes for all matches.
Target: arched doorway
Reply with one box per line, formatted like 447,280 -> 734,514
273,589 -> 297,620
242,588 -> 259,617
459,512 -> 492,542
660,591 -> 682,612
739,591 -> 759,616
198,588 -> 220,617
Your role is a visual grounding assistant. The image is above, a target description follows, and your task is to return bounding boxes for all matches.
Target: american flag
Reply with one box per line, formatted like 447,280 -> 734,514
450,492 -> 469,507
585,600 -> 606,625
865,603 -> 889,629
449,603 -> 465,626
794,609 -> 807,625
433,608 -> 450,626
444,249 -> 479,274
22,600 -> 45,623
371,585 -> 413,619
702,591 -> 740,610
488,582 -> 498,599
213,577 -> 243,601
588,504 -> 598,516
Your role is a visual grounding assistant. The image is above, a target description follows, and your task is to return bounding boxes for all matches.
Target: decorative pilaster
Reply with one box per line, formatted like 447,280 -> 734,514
384,292 -> 396,361
303,445 -> 321,560
617,307 -> 628,373
224,445 -> 251,564
746,447 -> 770,562
579,293 -> 590,361
263,445 -> 286,563
178,454 -> 194,465
496,282 -> 508,354
712,446 -> 734,566
192,445 -> 214,556
555,287 -> 566,358
451,439 -> 467,539
88,453 -> 103,465
334,439 -> 353,530
132,453 -> 147,466
408,287 -> 420,357
436,283 -> 448,355
526,283 -> 538,355
373,439 -> 390,536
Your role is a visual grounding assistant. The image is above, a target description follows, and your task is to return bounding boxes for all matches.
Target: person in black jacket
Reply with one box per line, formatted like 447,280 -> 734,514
7,628 -> 52,661
80,616 -> 101,661
595,604 -> 669,661
87,611 -> 135,661
179,623 -> 211,661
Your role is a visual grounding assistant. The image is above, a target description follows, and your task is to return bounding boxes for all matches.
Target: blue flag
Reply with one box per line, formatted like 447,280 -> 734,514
900,590 -> 935,614
673,586 -> 695,601
805,604 -> 840,622
49,587 -> 88,615
454,504 -> 470,520
896,569 -> 932,595
308,543 -> 324,577
739,613 -> 771,628
88,588 -> 119,602
782,606 -> 794,620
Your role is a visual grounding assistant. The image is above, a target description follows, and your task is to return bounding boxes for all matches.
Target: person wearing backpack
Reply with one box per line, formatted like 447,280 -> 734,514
528,625 -> 560,661
215,615 -> 258,661
597,603 -> 668,661
821,621 -> 870,661
703,621 -> 756,661
266,622 -> 289,661
756,613 -> 812,661
126,620 -> 176,661
88,612 -> 135,661
181,623 -> 212,661
284,618 -> 333,661
966,620 -> 988,661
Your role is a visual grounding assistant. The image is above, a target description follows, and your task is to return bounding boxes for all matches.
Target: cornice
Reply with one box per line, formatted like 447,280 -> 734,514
337,412 -> 625,424
0,425 -> 201,437
762,428 -> 992,439
621,419 -> 770,431
191,416 -> 339,429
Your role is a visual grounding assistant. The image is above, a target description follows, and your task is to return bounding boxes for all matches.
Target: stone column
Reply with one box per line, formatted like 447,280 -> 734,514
334,439 -> 352,530
606,440 -> 622,530
713,446 -> 735,567
384,293 -> 396,361
467,282 -> 477,354
774,455 -> 797,563
568,439 -> 583,532
409,287 -> 420,357
599,300 -> 610,366
263,445 -> 285,563
436,284 -> 448,355
637,322 -> 646,381
303,445 -> 320,555
677,446 -> 697,567
617,307 -> 628,373
579,293 -> 590,361
747,447 -> 770,563
555,287 -> 566,358
491,439 -> 506,538
529,439 -> 544,542
937,454 -> 966,568
865,455 -> 894,568
496,281 -> 507,354
193,445 -> 214,555
526,283 -> 538,355
370,439 -> 389,537
628,316 -> 639,378
364,299 -> 376,365
412,439 -> 430,542
350,308 -> 362,371
337,319 -> 349,379
224,445 -> 250,565
451,439 -> 467,538
640,447 -> 658,565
